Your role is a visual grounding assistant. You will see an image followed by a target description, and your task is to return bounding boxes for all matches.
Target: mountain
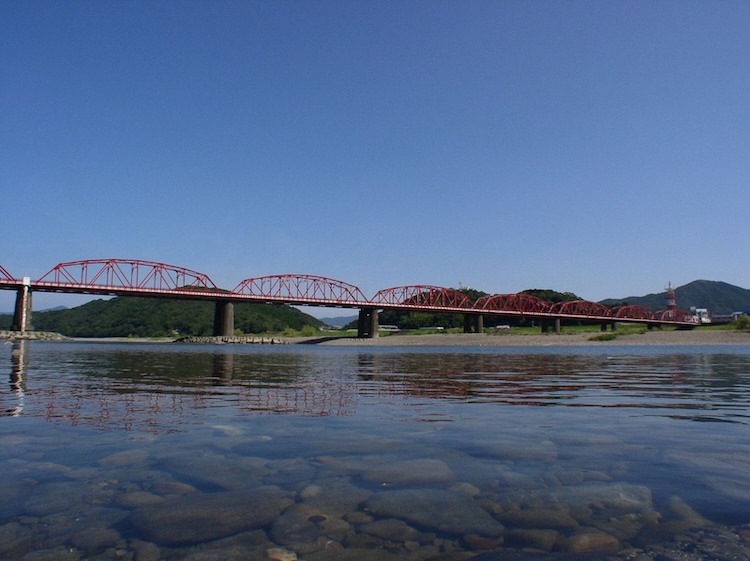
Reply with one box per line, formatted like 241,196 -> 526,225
0,296 -> 322,337
600,280 -> 750,315
318,315 -> 358,327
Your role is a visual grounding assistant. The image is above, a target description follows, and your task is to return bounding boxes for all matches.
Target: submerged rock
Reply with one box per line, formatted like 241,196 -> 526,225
497,506 -> 579,530
128,486 -> 292,546
358,518 -> 423,542
0,522 -> 33,559
364,489 -> 504,538
358,458 -> 456,486
548,482 -> 654,514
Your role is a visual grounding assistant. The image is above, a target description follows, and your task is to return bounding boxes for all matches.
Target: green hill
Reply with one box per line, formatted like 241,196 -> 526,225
600,280 -> 750,315
0,296 -> 322,337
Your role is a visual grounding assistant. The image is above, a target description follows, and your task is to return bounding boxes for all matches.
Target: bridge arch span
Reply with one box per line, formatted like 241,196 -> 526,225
608,305 -> 655,321
473,293 -> 550,314
370,285 -> 472,309
35,259 -> 218,292
549,300 -> 609,317
656,308 -> 697,324
232,274 -> 368,305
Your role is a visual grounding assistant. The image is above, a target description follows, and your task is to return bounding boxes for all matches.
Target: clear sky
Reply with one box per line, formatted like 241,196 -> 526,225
2,1 -> 748,316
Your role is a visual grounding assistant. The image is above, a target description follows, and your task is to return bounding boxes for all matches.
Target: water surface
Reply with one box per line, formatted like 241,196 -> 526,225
2,342 -> 749,560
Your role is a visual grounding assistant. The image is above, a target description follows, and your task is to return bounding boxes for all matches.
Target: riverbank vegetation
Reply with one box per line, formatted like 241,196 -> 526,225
0,297 -> 322,338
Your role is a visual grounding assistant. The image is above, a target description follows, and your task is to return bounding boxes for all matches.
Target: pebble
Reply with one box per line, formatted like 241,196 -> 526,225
559,528 -> 621,553
267,547 -> 298,561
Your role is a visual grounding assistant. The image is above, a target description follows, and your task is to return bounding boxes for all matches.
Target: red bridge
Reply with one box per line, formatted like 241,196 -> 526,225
1,258 -> 698,337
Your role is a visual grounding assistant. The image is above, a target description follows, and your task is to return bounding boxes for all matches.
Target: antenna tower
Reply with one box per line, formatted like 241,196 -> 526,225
665,282 -> 676,310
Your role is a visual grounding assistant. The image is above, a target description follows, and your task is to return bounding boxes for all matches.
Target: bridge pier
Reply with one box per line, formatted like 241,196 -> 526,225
357,308 -> 379,338
463,314 -> 484,333
11,278 -> 33,334
542,318 -> 561,334
213,301 -> 234,337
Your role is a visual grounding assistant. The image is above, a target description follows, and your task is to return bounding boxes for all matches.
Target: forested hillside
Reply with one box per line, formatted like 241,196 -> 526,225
0,297 -> 322,337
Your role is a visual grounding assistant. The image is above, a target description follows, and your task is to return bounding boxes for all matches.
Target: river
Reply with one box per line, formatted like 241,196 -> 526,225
2,341 -> 749,560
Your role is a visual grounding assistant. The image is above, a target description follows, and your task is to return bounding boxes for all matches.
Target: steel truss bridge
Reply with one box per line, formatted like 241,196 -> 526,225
1,259 -> 698,337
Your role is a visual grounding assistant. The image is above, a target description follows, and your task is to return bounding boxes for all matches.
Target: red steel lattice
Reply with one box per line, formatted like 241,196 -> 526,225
232,274 -> 368,304
35,259 -> 217,291
656,308 -> 697,324
370,285 -> 473,309
0,265 -> 16,282
0,255 -> 698,327
608,305 -> 655,320
549,300 -> 610,317
474,293 -> 551,314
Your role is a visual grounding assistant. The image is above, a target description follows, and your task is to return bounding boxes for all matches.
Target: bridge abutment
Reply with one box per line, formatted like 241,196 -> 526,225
11,279 -> 33,333
357,308 -> 379,338
213,301 -> 234,337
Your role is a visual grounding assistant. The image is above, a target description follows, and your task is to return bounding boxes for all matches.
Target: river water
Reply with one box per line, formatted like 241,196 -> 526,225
1,341 -> 749,561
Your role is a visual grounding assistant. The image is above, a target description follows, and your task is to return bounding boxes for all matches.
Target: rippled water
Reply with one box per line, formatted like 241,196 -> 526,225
2,341 -> 749,561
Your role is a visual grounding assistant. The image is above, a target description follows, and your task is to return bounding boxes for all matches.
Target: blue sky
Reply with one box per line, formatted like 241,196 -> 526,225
2,1 -> 748,316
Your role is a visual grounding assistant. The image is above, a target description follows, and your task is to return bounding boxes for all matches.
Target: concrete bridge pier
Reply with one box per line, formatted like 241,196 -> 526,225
357,307 -> 379,338
542,318 -> 561,334
463,314 -> 484,333
11,278 -> 33,334
601,322 -> 617,332
213,301 -> 235,337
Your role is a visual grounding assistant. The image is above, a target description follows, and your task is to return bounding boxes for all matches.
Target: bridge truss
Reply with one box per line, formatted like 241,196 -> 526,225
0,258 -> 698,327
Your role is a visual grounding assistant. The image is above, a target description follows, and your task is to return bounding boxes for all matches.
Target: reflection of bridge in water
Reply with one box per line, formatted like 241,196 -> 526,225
3,346 -> 360,428
6,346 -> 734,430
1,259 -> 697,337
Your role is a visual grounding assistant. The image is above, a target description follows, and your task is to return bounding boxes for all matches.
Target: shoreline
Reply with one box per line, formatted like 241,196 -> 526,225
3,330 -> 748,347
312,330 -> 750,347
